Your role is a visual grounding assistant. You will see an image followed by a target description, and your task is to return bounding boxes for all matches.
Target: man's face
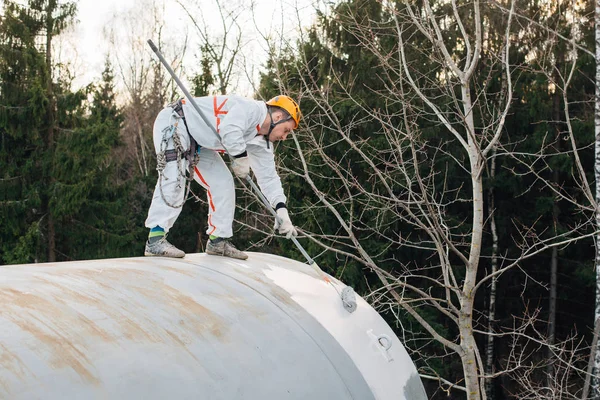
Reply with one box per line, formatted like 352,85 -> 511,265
269,118 -> 295,142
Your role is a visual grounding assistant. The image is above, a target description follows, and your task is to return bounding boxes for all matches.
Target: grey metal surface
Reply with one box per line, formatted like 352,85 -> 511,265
0,254 -> 377,399
1,252 -> 427,399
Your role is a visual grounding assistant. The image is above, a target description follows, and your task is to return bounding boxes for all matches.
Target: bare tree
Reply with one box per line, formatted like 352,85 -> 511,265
485,142 -> 500,400
250,0 -> 600,398
106,0 -> 187,178
500,308 -> 590,399
176,0 -> 249,95
495,2 -> 599,398
590,0 -> 600,397
290,1 -> 512,397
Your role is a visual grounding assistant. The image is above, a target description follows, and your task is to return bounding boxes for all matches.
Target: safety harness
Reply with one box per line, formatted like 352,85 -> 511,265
164,99 -> 198,162
155,99 -> 200,208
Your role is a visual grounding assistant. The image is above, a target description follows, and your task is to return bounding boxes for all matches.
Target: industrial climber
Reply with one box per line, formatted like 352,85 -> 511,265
144,94 -> 301,260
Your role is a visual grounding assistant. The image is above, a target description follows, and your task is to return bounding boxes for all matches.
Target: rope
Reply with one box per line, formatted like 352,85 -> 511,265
156,111 -> 199,209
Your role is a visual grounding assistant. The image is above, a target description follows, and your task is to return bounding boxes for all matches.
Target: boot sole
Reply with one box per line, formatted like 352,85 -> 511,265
205,250 -> 248,260
144,252 -> 185,258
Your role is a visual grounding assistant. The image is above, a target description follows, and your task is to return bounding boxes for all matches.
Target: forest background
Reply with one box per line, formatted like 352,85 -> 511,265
1,0 -> 599,399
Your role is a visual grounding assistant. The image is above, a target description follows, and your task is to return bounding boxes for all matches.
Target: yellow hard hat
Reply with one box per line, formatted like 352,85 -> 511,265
266,95 -> 301,128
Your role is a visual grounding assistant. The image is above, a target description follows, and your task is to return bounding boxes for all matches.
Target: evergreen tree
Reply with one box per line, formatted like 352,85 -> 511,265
0,0 -> 77,264
51,60 -> 143,260
0,1 -> 145,263
191,45 -> 216,97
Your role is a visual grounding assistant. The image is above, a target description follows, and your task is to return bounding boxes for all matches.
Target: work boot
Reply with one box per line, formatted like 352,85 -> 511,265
144,237 -> 185,258
206,238 -> 248,260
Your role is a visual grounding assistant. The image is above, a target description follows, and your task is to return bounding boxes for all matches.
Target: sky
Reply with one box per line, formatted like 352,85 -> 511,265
66,0 -> 320,94
75,0 -> 133,75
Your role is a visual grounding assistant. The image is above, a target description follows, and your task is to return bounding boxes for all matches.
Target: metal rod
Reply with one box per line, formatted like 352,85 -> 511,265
147,39 -> 315,266
147,40 -> 216,133
244,177 -> 315,265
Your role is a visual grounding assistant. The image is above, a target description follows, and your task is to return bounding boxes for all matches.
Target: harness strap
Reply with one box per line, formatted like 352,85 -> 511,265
157,100 -> 202,209
168,98 -> 199,165
164,149 -> 178,162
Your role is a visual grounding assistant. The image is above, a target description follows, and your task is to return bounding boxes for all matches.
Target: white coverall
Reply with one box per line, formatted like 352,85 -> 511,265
145,95 -> 287,238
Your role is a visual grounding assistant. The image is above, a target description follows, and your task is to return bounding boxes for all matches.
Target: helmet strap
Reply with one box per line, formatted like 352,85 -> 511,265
265,107 -> 292,149
265,107 -> 275,149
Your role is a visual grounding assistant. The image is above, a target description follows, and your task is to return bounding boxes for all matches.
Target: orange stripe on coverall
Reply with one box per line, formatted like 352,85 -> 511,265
207,215 -> 216,236
194,166 -> 216,212
194,166 -> 217,235
213,96 -> 228,133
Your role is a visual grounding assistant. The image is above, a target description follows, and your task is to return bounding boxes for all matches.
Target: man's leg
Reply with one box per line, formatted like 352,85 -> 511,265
144,108 -> 190,258
193,150 -> 247,260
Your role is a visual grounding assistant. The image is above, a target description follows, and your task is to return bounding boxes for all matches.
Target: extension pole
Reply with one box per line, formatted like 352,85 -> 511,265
147,40 -> 356,312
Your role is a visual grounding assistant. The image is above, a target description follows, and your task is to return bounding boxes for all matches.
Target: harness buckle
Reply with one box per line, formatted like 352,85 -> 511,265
169,98 -> 185,118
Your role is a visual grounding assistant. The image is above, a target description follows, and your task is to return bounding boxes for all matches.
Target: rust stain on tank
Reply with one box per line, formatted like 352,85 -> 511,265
163,285 -> 227,339
0,343 -> 29,385
34,269 -> 223,345
1,289 -> 50,310
0,377 -> 11,397
227,268 -> 297,309
9,316 -> 99,385
131,283 -> 228,340
225,267 -> 299,311
39,279 -> 104,307
118,317 -> 161,343
4,281 -> 115,344
1,287 -> 144,381
0,261 -> 273,383
213,293 -> 268,320
45,267 -> 147,284
238,268 -> 270,286
76,314 -> 114,342
0,289 -> 100,384
269,287 -> 296,308
161,266 -> 196,277
41,275 -> 171,344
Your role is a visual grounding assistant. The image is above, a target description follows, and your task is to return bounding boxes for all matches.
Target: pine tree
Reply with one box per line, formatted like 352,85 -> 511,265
0,0 -> 60,263
0,0 -> 79,264
191,45 -> 216,97
50,60 -> 142,260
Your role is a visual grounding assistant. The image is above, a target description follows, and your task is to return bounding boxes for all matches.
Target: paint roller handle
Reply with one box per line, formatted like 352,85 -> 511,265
147,39 -> 158,53
244,176 -> 315,265
147,39 -> 220,142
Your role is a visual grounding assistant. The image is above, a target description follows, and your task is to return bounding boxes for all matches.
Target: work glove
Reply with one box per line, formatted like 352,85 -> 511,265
231,155 -> 250,179
274,207 -> 298,239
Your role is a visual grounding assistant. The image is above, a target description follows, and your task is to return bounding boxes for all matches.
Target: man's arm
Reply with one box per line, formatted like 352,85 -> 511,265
247,143 -> 298,238
246,142 -> 286,207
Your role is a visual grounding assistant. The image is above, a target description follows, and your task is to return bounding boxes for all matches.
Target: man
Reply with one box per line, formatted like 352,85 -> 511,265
144,94 -> 300,260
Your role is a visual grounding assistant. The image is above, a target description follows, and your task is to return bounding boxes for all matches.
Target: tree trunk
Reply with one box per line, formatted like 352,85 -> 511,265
461,171 -> 484,400
485,146 -> 498,400
547,80 -> 562,384
463,81 -> 484,400
591,0 -> 600,396
584,317 -> 600,399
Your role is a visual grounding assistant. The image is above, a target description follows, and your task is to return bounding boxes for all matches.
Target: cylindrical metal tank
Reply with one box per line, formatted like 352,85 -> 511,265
0,252 -> 427,399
